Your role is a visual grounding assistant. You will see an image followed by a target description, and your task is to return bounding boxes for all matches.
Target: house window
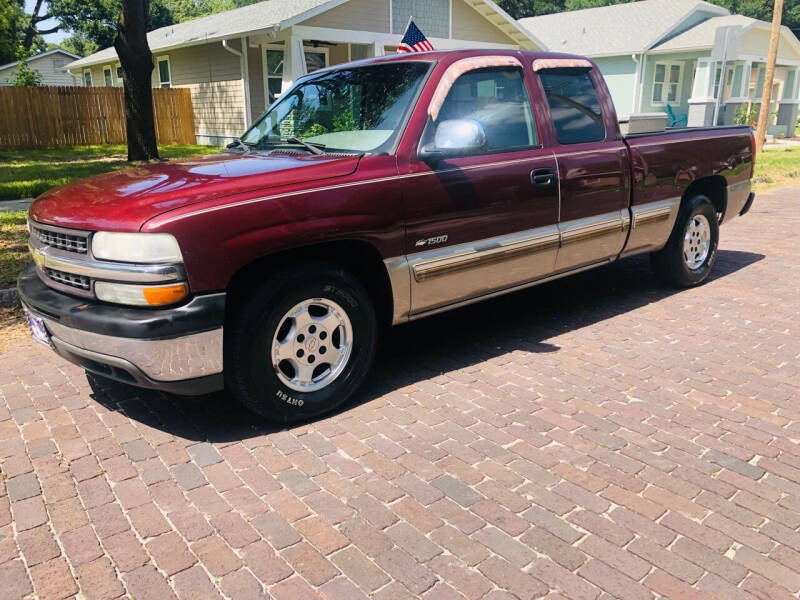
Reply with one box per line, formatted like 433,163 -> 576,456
116,65 -> 123,83
103,66 -> 113,87
265,47 -> 284,105
157,57 -> 171,88
540,70 -> 605,144
652,62 -> 682,105
83,70 -> 92,86
304,47 -> 328,73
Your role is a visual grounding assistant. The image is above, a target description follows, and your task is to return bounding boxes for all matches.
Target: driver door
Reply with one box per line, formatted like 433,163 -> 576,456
399,63 -> 559,316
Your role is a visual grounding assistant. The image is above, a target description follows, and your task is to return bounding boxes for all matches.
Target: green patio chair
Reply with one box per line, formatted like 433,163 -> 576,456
666,104 -> 688,128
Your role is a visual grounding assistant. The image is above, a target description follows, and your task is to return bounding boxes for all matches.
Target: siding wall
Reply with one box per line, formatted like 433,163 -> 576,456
392,0 -> 449,38
593,56 -> 637,118
0,55 -> 78,86
248,45 -> 265,120
740,27 -> 800,62
329,43 -> 350,66
167,43 -> 244,143
304,0 -> 390,33
451,0 -> 512,44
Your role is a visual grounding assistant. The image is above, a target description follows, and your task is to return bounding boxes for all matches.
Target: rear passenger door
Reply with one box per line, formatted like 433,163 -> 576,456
400,60 -> 560,316
537,66 -> 630,272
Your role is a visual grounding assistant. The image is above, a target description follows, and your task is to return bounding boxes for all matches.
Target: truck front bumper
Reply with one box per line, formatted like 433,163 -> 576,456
17,266 -> 225,395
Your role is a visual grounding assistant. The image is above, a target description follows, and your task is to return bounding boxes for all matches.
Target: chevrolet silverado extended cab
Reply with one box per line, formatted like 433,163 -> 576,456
19,50 -> 755,423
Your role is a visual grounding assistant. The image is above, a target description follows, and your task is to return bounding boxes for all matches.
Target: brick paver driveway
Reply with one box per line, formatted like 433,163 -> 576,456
1,186 -> 799,600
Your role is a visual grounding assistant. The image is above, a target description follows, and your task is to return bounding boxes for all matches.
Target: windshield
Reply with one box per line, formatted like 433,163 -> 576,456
240,61 -> 431,154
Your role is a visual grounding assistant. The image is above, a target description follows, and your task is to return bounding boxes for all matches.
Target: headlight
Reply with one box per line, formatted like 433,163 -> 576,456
95,282 -> 188,306
92,232 -> 183,263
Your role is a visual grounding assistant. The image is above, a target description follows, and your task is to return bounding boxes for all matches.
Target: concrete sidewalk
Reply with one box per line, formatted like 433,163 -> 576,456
0,198 -> 33,212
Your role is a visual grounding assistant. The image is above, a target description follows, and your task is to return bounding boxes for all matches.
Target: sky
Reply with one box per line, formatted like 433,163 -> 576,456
25,0 -> 67,44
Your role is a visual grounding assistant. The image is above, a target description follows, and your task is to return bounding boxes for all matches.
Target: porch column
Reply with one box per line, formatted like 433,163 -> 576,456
749,64 -> 766,119
777,67 -> 800,138
282,35 -> 307,93
687,58 -> 717,127
241,36 -> 252,128
723,61 -> 750,125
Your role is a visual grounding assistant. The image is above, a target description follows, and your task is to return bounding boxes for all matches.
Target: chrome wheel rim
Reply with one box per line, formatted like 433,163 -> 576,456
271,298 -> 353,393
683,214 -> 711,270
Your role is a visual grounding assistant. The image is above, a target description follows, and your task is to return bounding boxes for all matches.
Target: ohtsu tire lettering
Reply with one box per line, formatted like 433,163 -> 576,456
276,390 -> 304,406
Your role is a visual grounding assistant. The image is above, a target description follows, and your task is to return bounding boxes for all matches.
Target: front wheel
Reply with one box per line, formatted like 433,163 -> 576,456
650,194 -> 719,287
225,264 -> 377,424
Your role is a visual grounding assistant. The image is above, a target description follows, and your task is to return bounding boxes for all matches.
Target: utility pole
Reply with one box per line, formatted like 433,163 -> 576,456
755,0 -> 784,152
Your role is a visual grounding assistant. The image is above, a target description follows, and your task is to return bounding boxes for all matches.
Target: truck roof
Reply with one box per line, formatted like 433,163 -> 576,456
301,49 -> 590,77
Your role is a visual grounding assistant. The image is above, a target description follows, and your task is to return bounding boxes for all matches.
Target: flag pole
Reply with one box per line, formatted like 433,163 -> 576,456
404,15 -> 413,35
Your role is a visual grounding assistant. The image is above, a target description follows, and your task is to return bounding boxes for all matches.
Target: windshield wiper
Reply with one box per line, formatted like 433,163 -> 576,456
285,136 -> 326,155
226,138 -> 253,152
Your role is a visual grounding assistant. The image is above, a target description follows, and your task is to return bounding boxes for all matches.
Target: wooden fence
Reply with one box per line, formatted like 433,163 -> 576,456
0,86 -> 196,148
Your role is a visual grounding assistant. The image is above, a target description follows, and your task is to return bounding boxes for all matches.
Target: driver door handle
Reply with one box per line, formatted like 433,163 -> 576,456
531,168 -> 556,188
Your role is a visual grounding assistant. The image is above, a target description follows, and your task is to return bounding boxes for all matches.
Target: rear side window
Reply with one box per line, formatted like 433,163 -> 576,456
539,70 -> 605,144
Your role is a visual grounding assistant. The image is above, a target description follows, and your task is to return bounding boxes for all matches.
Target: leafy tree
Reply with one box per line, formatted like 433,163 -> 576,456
9,56 -> 44,86
23,0 -> 60,52
55,32 -> 98,56
50,0 -> 175,49
565,0 -> 632,9
50,0 -> 170,160
713,0 -> 800,34
495,1 -> 565,19
0,0 -> 26,64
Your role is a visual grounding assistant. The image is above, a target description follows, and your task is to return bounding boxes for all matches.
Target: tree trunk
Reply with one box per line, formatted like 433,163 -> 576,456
114,0 -> 159,161
23,0 -> 45,52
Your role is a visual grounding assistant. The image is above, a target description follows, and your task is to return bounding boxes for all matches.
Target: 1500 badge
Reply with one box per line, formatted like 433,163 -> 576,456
415,235 -> 448,247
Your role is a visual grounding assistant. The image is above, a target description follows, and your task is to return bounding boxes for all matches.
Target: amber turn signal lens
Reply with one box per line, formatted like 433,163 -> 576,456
143,283 -> 188,306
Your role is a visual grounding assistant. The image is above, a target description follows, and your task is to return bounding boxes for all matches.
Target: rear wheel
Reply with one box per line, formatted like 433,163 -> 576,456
650,194 -> 719,287
225,263 -> 377,423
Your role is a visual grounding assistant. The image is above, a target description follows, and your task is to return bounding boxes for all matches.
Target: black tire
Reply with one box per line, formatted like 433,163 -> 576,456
225,263 -> 377,423
650,194 -> 719,287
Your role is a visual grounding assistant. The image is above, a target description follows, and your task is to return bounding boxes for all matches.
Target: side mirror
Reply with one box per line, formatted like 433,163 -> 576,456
419,119 -> 487,162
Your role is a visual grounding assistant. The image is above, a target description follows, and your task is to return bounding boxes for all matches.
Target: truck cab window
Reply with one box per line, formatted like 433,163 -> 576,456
540,70 -> 605,144
432,67 -> 538,152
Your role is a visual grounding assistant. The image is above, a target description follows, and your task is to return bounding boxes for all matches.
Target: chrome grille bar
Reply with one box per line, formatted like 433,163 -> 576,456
44,268 -> 91,290
30,222 -> 89,254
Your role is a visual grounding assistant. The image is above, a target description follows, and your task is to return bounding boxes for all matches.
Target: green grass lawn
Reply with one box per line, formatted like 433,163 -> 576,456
753,145 -> 800,191
0,144 -> 221,201
0,210 -> 28,287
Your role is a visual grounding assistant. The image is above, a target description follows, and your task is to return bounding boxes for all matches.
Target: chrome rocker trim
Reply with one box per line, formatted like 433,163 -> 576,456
412,230 -> 560,282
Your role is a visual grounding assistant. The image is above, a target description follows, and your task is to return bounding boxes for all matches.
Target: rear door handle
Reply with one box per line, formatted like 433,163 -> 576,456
531,168 -> 556,188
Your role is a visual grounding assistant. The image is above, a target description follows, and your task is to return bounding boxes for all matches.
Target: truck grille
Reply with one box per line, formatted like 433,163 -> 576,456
44,268 -> 91,291
31,225 -> 89,254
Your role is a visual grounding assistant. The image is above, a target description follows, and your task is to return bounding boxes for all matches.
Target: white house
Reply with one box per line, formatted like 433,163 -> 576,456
68,0 -> 545,145
0,49 -> 81,86
520,0 -> 800,137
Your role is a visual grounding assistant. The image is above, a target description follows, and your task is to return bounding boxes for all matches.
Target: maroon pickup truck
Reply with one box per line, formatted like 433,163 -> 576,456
19,50 -> 755,423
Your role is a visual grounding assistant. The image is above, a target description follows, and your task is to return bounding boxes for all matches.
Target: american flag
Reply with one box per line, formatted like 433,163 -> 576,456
397,20 -> 434,53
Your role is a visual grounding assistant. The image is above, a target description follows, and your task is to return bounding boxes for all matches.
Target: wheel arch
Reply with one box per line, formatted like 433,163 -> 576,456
682,175 -> 727,221
225,239 -> 395,329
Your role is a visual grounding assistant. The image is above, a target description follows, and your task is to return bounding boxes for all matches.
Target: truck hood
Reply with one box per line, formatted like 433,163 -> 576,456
29,151 -> 361,231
